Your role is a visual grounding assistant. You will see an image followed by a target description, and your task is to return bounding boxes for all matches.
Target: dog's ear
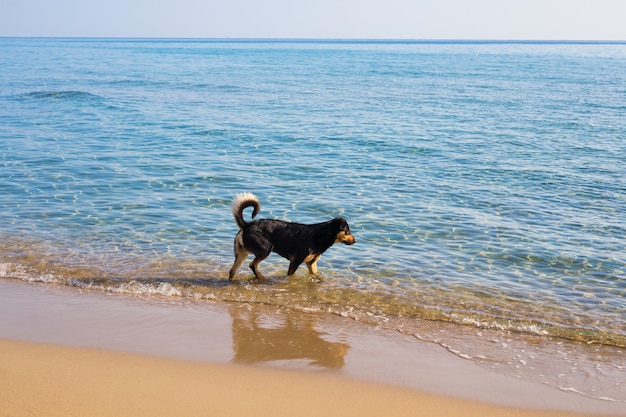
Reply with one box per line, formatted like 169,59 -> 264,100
333,217 -> 350,231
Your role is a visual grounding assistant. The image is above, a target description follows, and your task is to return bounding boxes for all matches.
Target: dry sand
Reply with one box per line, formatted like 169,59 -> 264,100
0,338 -> 602,417
0,280 -> 623,417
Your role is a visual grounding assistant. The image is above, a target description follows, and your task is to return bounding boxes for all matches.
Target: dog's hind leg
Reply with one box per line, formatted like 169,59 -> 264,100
249,252 -> 270,281
229,251 -> 248,280
229,233 -> 248,280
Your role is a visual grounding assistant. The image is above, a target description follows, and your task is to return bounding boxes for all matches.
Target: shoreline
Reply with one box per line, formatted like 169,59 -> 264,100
1,279 -> 624,416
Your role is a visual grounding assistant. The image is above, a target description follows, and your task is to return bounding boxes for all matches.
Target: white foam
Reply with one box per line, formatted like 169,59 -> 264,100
460,316 -> 549,336
114,280 -> 182,297
0,262 -> 58,283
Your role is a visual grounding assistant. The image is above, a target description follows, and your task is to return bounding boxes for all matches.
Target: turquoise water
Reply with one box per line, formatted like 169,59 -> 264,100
1,39 -> 625,352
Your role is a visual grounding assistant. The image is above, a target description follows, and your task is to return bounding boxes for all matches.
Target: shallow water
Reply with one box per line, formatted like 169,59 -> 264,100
1,39 -> 625,399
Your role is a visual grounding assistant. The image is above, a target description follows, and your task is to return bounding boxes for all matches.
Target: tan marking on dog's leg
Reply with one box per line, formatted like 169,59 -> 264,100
305,255 -> 320,275
229,234 -> 248,280
229,250 -> 248,280
249,254 -> 269,281
306,260 -> 318,275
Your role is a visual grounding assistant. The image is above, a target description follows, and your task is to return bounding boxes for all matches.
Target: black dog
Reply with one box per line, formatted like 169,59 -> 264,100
228,192 -> 355,281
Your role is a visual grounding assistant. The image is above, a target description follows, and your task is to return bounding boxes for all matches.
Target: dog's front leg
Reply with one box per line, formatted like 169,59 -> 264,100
305,255 -> 320,275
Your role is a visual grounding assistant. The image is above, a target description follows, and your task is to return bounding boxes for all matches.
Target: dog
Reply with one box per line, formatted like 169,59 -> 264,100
228,192 -> 355,281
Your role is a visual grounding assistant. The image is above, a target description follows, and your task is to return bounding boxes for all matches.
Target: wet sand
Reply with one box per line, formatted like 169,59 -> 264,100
0,279 -> 624,416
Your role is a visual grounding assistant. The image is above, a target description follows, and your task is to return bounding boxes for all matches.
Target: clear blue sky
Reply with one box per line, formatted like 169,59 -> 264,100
1,0 -> 625,40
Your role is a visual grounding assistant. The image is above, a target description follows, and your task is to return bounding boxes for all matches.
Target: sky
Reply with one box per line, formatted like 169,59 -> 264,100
1,0 -> 625,40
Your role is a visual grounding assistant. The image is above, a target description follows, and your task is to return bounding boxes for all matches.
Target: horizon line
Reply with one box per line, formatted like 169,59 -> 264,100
1,36 -> 626,44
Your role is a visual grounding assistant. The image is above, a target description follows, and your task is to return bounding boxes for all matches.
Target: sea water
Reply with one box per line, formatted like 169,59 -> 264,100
1,38 -> 625,401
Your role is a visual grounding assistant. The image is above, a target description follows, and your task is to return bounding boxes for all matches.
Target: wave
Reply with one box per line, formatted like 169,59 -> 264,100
18,90 -> 105,102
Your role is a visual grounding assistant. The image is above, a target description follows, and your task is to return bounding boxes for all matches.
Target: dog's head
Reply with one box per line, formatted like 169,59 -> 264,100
332,217 -> 356,245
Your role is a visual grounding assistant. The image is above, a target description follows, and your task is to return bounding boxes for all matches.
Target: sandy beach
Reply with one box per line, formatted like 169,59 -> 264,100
0,280 -> 624,417
0,338 -> 607,417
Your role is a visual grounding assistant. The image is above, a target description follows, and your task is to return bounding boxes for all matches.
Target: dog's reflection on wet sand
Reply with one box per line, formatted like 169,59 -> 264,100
230,306 -> 349,370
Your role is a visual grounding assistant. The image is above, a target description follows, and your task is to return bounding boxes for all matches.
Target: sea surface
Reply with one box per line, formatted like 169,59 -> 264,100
1,38 -> 625,402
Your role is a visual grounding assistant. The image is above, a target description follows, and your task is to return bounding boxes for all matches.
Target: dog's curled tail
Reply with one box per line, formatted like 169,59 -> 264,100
232,192 -> 261,230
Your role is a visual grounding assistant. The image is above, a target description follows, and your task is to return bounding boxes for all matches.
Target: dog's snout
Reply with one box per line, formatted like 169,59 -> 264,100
335,231 -> 355,245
